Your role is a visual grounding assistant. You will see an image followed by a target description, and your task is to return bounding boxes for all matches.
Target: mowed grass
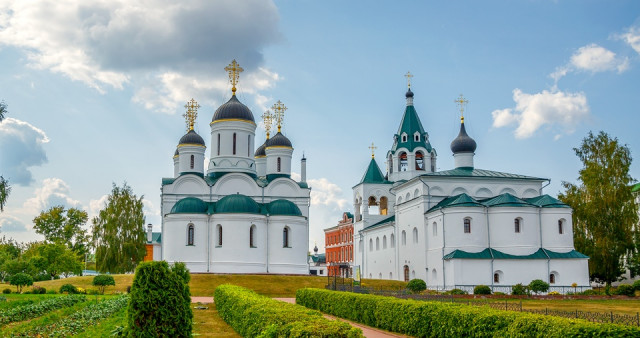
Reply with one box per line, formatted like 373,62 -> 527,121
520,298 -> 640,315
193,303 -> 240,337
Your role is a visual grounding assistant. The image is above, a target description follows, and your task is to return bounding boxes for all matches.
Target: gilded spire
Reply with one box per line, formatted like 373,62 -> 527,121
271,100 -> 287,133
183,98 -> 200,131
224,59 -> 244,95
369,142 -> 377,159
405,71 -> 413,89
454,94 -> 468,123
262,110 -> 273,139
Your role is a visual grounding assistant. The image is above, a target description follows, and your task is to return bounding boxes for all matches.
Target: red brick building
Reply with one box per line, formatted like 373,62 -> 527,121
324,212 -> 354,277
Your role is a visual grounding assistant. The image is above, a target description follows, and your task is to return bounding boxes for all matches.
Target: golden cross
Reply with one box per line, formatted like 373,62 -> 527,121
369,142 -> 377,158
224,59 -> 244,95
271,100 -> 287,133
262,110 -> 273,139
183,98 -> 200,131
454,94 -> 468,122
405,71 -> 413,89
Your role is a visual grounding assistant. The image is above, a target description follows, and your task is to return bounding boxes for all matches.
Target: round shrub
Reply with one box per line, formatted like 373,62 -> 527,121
2,288 -> 11,294
59,283 -> 78,294
46,289 -> 57,294
448,288 -> 468,295
9,273 -> 33,293
474,285 -> 491,295
32,286 -> 46,294
614,284 -> 635,297
633,280 -> 640,291
128,261 -> 192,337
528,279 -> 550,294
93,274 -> 116,295
512,283 -> 529,296
407,279 -> 427,293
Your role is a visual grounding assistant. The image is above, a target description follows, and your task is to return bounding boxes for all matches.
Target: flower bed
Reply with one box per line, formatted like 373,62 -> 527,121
0,295 -> 86,326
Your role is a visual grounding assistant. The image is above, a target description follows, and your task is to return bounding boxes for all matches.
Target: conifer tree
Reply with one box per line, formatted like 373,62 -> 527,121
559,131 -> 638,286
92,183 -> 146,273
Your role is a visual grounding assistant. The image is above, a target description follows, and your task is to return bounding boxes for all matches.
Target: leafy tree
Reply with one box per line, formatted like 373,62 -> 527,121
407,279 -> 426,293
23,242 -> 82,279
92,183 -> 146,273
511,283 -> 529,296
559,131 -> 639,286
528,279 -> 550,295
9,273 -> 33,293
0,101 -> 10,212
0,237 -> 22,282
93,274 -> 116,294
32,206 -> 91,256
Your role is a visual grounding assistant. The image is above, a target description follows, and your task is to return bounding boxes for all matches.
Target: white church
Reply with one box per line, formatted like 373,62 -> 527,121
353,79 -> 590,291
158,60 -> 310,274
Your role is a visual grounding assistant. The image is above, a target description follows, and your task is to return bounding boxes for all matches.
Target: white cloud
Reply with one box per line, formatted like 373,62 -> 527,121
0,117 -> 49,186
88,194 -> 109,221
551,44 -> 629,84
23,178 -> 81,213
618,25 -> 640,55
491,89 -> 590,139
0,215 -> 28,232
0,0 -> 282,111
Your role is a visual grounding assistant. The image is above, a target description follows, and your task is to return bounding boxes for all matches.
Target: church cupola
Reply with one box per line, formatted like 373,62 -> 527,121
450,94 -> 477,169
265,100 -> 294,180
178,99 -> 207,175
208,60 -> 257,176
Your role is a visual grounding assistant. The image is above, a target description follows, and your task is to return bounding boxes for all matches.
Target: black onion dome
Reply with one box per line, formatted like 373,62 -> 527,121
406,88 -> 414,98
450,122 -> 477,153
266,132 -> 293,148
174,149 -> 179,156
254,141 -> 267,157
212,95 -> 255,123
179,129 -> 205,146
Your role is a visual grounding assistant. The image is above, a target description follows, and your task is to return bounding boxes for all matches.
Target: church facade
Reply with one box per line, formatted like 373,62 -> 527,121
159,60 -> 310,274
353,83 -> 590,291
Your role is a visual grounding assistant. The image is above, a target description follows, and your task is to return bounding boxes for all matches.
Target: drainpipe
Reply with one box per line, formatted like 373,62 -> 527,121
540,179 -> 551,195
440,209 -> 446,290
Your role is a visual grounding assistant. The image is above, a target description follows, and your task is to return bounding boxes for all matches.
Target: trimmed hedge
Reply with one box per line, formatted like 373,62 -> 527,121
296,288 -> 640,337
215,284 -> 362,337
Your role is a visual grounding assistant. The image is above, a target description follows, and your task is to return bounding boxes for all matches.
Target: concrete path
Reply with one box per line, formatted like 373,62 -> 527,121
273,298 -> 408,338
191,296 -> 214,304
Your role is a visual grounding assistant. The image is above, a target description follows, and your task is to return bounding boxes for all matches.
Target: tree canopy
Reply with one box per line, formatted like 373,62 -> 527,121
0,101 -> 10,212
92,182 -> 146,273
32,206 -> 91,256
559,131 -> 639,286
23,242 -> 82,279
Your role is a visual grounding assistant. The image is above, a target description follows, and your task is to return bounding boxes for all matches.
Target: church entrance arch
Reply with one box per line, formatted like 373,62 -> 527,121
403,265 -> 410,282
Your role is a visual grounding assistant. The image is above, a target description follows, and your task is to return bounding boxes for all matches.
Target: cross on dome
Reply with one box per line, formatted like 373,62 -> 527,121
271,100 -> 287,133
405,71 -> 413,88
454,94 -> 469,122
224,59 -> 244,95
183,98 -> 200,131
369,142 -> 377,158
262,110 -> 273,139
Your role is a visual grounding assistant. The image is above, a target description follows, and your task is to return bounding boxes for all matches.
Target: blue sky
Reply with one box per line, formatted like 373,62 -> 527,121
1,1 -> 639,250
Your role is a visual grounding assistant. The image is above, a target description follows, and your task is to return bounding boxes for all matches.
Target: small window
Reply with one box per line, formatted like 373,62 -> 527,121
283,226 -> 290,247
277,157 -> 281,172
232,133 -> 237,155
190,155 -> 194,169
249,225 -> 256,248
390,233 -> 395,248
217,225 -> 223,246
402,134 -> 407,142
376,237 -> 380,251
415,134 -> 420,141
187,224 -> 194,246
217,133 -> 221,156
402,230 -> 407,245
494,273 -> 499,283
359,239 -> 363,252
432,222 -> 437,236
464,218 -> 471,234
383,235 -> 387,249
550,273 -> 556,284
399,152 -> 408,171
514,218 -> 521,233
248,135 -> 251,156
412,227 -> 418,244
369,238 -> 373,251
558,220 -> 563,234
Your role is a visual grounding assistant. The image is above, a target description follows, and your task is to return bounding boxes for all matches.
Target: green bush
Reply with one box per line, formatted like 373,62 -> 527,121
512,283 -> 529,296
406,279 -> 426,293
529,279 -> 550,294
59,283 -> 78,294
2,288 -> 11,294
46,289 -> 57,294
579,289 -> 603,296
31,286 -> 46,294
633,280 -> 640,291
296,288 -> 640,337
0,296 -> 6,302
216,284 -> 362,337
494,291 -> 506,295
447,288 -> 468,295
474,285 -> 491,295
9,273 -> 33,293
127,261 -> 192,337
614,284 -> 635,297
92,274 -> 115,295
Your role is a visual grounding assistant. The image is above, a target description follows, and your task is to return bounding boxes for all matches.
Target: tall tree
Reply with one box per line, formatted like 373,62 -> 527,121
559,131 -> 638,286
0,101 -> 10,212
32,206 -> 90,256
92,182 -> 146,273
23,242 -> 82,279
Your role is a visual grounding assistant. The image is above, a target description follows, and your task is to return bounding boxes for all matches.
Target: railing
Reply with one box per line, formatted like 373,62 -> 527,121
426,285 -> 592,294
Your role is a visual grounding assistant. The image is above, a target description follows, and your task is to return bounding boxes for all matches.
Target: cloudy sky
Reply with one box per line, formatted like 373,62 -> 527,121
1,1 -> 639,251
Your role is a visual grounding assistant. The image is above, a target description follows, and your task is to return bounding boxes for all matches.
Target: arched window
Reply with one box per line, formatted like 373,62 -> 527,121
464,218 -> 471,234
432,269 -> 437,281
247,135 -> 251,156
494,273 -> 500,283
359,239 -> 363,252
430,155 -> 436,172
550,273 -> 556,284
514,218 -> 521,233
277,157 -> 281,172
433,222 -> 437,236
415,151 -> 424,170
369,238 -> 373,251
412,227 -> 418,244
368,196 -> 379,215
379,272 -> 382,279
190,155 -> 195,169
558,220 -> 564,234
390,233 -> 395,248
232,133 -> 237,155
249,224 -> 256,248
380,196 -> 388,215
399,152 -> 408,171
283,226 -> 290,247
389,272 -> 393,279
187,224 -> 194,246
414,133 -> 420,142
411,270 -> 415,278
383,235 -> 387,249
217,225 -> 223,246
401,230 -> 406,245
375,237 -> 380,251
389,156 -> 393,174
217,133 -> 221,155
402,134 -> 407,142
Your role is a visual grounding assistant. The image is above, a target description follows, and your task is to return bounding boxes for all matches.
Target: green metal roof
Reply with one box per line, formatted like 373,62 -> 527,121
422,168 -> 546,181
216,194 -> 262,214
392,104 -> 432,153
364,215 -> 395,230
147,232 -> 162,244
311,253 -> 326,264
268,199 -> 303,216
526,195 -> 571,208
344,212 -> 354,219
360,158 -> 391,184
170,197 -> 209,214
429,193 -> 485,211
443,248 -> 588,260
481,193 -> 536,208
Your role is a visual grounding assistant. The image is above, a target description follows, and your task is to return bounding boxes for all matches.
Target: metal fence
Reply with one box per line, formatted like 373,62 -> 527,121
426,285 -> 592,294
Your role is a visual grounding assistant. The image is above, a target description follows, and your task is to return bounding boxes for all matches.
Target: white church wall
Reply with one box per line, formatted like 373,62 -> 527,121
208,120 -> 257,174
210,214 -> 268,273
488,207 -> 540,255
443,208 -> 488,252
152,244 -> 162,261
266,147 -> 293,176
361,225 -> 396,280
541,209 -> 574,251
178,145 -> 206,174
447,259 -> 492,287
396,196 -> 428,281
162,214 -> 209,272
492,259 -> 548,286
212,174 -> 261,197
265,178 -> 304,198
267,216 -> 309,274
549,259 -> 590,286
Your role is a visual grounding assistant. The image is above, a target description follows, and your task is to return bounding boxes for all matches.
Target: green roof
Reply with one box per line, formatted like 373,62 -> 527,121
481,193 -> 536,208
443,248 -> 588,260
360,158 -> 391,184
170,197 -> 209,214
344,212 -> 354,219
216,194 -> 262,214
311,253 -> 326,264
147,232 -> 162,244
429,193 -> 485,211
392,104 -> 432,153
422,168 -> 546,181
526,195 -> 570,208
428,193 -> 568,212
364,215 -> 395,230
268,199 -> 303,216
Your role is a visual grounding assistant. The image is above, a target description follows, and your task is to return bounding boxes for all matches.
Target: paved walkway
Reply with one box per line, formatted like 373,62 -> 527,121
191,296 -> 214,304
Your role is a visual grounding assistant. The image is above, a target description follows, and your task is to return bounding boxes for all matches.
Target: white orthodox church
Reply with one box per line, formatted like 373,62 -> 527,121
353,81 -> 590,291
158,60 -> 310,274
